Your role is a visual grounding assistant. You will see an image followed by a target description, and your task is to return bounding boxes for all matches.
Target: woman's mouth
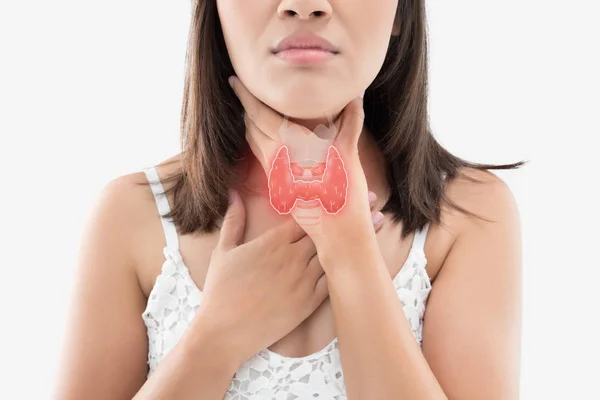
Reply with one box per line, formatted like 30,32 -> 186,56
273,48 -> 337,65
271,32 -> 339,66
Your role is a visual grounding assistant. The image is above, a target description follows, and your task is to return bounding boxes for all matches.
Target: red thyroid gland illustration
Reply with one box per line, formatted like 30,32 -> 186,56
268,145 -> 348,215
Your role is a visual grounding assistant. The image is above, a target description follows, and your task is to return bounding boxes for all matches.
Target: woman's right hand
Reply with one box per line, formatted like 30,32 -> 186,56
193,188 -> 384,366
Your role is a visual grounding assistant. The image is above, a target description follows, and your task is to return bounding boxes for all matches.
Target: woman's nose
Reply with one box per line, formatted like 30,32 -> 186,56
277,0 -> 333,21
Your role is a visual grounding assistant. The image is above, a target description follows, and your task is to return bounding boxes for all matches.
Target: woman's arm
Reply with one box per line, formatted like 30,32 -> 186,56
420,171 -> 522,399
54,176 -> 242,400
322,170 -> 522,399
54,177 -> 149,399
133,311 -> 242,400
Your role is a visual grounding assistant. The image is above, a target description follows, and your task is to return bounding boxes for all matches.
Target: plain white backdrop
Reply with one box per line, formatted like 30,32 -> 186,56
0,1 -> 598,398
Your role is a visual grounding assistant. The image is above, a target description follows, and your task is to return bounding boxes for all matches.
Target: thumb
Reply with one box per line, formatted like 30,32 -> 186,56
218,189 -> 246,251
334,97 -> 365,155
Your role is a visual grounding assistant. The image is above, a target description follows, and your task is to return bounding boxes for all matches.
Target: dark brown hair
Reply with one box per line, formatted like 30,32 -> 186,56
140,0 -> 525,239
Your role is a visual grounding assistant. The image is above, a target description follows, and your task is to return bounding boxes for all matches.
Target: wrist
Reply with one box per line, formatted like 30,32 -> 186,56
321,242 -> 389,299
319,232 -> 381,272
186,306 -> 247,375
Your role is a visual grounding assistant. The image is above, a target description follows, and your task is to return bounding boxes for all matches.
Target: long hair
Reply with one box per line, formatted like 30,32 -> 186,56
139,0 -> 525,239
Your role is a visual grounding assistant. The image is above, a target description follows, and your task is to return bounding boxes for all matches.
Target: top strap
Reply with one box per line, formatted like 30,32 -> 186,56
142,166 -> 180,251
411,222 -> 430,253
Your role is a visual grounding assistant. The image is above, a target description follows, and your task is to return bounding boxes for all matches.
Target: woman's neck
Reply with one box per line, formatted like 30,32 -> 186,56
235,124 -> 387,200
285,111 -> 342,133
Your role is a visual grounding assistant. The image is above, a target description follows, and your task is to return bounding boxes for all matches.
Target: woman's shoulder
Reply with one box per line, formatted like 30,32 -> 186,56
443,166 -> 518,227
96,153 -> 186,295
424,167 -> 519,278
101,154 -> 183,227
58,163 -> 181,399
110,152 -> 185,218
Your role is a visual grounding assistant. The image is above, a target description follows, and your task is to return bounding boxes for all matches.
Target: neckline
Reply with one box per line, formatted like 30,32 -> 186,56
261,247 -> 429,362
262,336 -> 339,362
157,245 -> 430,363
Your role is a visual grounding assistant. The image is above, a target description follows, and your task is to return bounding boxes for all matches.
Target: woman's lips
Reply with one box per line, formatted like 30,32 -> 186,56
273,48 -> 337,65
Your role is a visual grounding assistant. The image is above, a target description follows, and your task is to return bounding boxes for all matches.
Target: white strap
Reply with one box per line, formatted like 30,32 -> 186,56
411,222 -> 430,253
142,166 -> 180,251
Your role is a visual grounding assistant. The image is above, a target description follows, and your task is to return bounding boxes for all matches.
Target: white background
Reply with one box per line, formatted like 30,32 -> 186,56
1,1 -> 598,398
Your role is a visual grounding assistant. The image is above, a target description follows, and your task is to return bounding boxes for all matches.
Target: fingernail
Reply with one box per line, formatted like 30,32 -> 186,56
368,191 -> 376,205
372,212 -> 384,225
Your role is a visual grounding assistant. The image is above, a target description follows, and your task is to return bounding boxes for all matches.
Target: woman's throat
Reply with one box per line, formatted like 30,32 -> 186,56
268,145 -> 348,215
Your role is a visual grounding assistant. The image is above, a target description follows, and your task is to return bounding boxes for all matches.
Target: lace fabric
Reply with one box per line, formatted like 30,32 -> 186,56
142,245 -> 431,399
141,165 -> 432,399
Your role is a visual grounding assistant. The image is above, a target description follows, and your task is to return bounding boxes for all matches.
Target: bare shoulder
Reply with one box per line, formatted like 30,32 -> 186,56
54,161 -> 186,399
87,172 -> 149,259
102,154 -> 185,295
442,166 -> 520,231
95,170 -> 157,243
424,167 -> 520,282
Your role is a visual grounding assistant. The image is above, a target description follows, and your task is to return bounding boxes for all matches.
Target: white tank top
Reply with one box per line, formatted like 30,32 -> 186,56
141,166 -> 433,399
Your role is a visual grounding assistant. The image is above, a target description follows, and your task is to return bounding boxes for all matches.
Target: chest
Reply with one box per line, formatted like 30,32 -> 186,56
140,191 -> 425,359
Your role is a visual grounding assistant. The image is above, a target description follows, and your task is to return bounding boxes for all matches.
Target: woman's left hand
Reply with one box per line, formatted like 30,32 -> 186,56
228,75 -> 378,265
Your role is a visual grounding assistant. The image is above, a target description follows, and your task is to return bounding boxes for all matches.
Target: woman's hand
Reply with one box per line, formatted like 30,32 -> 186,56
228,75 -> 376,266
195,189 -> 384,365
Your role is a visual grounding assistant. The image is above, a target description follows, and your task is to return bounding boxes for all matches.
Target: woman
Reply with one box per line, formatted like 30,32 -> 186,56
55,1 -> 524,399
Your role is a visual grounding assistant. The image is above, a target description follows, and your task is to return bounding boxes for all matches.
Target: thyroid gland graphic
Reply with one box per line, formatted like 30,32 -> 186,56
268,145 -> 348,215
268,115 -> 348,217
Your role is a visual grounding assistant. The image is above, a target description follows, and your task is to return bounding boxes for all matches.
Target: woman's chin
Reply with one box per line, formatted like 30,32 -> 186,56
268,97 -> 345,122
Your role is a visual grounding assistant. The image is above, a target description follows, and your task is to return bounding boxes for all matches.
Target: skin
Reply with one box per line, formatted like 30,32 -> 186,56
217,0 -> 398,129
230,74 -> 521,398
229,74 -> 373,250
54,1 -> 521,399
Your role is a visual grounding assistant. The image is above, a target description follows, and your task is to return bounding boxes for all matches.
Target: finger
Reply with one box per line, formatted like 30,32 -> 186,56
333,97 -> 365,155
371,211 -> 384,231
260,217 -> 304,250
305,252 -> 324,281
244,124 -> 272,173
229,76 -> 263,124
244,112 -> 274,150
369,191 -> 377,209
280,216 -> 307,243
217,189 -> 246,251
294,232 -> 317,261
311,268 -> 329,307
